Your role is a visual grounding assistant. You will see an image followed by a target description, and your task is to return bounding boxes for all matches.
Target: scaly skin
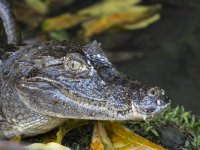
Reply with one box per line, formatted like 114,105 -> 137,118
0,0 -> 22,44
0,1 -> 171,139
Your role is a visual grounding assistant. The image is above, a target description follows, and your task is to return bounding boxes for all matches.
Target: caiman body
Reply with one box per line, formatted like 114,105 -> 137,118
0,0 -> 171,139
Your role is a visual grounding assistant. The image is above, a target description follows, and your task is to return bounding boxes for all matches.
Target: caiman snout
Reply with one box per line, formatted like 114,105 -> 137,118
132,86 -> 171,117
103,82 -> 171,120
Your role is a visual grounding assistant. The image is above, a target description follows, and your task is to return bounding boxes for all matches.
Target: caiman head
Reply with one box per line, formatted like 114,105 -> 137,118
4,41 -> 171,120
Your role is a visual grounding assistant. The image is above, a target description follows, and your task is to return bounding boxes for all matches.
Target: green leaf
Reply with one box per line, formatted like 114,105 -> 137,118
146,126 -> 154,133
150,129 -> 159,137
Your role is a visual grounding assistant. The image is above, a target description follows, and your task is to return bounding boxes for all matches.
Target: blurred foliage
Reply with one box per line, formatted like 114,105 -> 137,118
127,106 -> 200,150
163,106 -> 200,130
41,0 -> 160,39
25,0 -> 48,14
13,0 -> 160,41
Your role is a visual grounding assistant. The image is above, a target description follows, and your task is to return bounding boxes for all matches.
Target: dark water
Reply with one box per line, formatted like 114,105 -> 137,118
96,1 -> 200,115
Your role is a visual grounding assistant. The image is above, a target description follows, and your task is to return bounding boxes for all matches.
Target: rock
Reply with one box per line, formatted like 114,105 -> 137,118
158,125 -> 186,150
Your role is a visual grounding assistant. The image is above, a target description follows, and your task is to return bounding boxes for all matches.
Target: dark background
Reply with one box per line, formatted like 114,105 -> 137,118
96,0 -> 200,115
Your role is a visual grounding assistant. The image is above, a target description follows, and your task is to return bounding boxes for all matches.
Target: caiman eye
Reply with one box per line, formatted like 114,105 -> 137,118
66,60 -> 87,71
64,53 -> 88,74
67,60 -> 81,71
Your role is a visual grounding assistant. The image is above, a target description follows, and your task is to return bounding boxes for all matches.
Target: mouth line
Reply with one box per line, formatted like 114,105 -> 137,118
21,76 -> 170,118
134,102 -> 170,116
19,76 -> 171,119
22,76 -> 133,113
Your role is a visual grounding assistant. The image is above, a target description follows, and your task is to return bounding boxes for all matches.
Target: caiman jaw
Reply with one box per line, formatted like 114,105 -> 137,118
19,76 -> 170,121
18,77 -> 136,120
18,76 -> 144,120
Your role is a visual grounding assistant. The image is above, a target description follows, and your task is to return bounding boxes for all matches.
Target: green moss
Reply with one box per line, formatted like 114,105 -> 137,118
126,106 -> 200,149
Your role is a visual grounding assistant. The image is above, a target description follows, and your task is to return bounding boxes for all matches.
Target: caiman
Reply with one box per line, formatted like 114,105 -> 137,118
0,0 -> 171,139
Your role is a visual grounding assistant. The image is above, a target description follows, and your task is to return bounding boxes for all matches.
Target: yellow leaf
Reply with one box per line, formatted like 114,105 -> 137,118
82,3 -> 160,38
78,0 -> 142,16
90,142 -> 104,150
10,135 -> 22,142
122,14 -> 160,30
90,121 -> 114,150
27,142 -> 71,150
104,122 -> 167,150
42,14 -> 87,32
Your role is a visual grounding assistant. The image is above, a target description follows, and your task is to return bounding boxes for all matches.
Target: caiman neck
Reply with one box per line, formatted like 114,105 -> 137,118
0,81 -> 65,138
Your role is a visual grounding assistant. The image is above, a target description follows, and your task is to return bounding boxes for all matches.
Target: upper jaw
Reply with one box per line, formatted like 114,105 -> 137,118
19,76 -> 130,109
18,80 -> 138,119
19,75 -> 171,120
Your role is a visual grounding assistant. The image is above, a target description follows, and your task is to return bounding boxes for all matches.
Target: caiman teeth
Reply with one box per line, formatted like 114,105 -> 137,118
157,100 -> 161,106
